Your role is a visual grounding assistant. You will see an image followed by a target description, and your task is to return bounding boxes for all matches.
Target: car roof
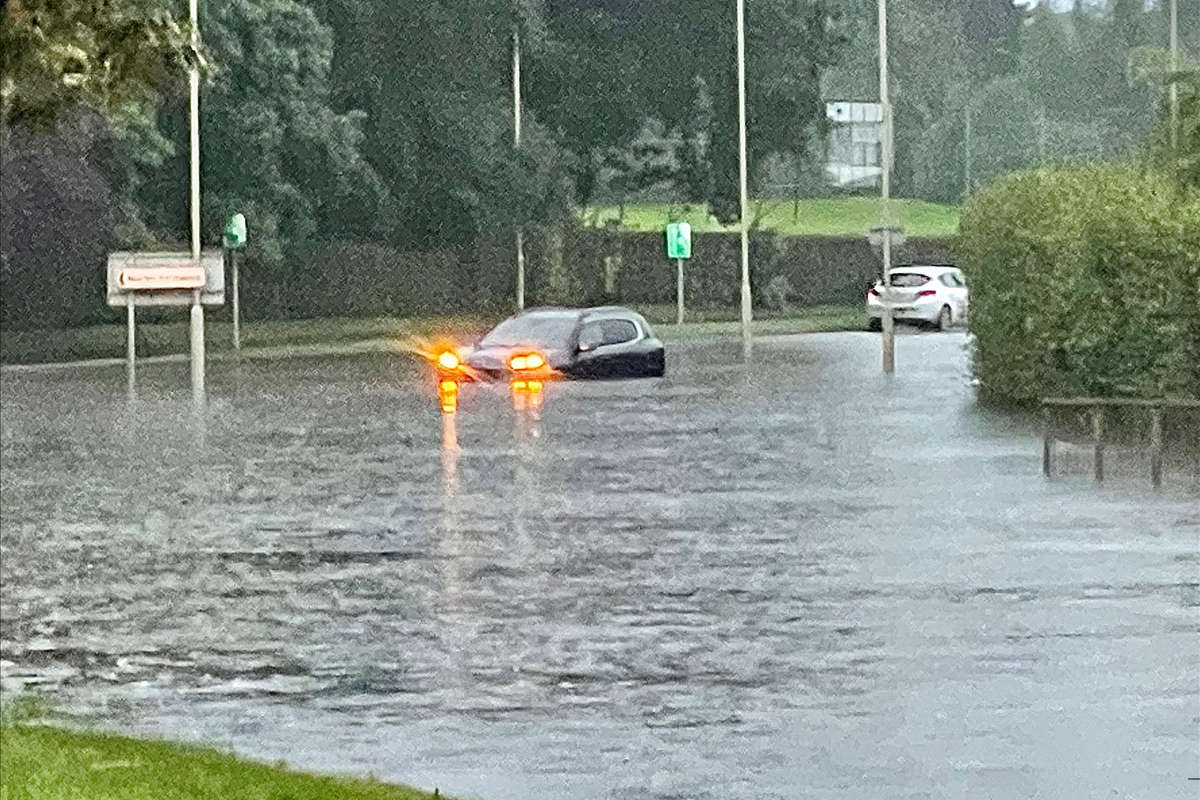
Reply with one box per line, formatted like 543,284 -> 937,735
511,305 -> 646,322
509,307 -> 583,319
889,264 -> 960,275
582,305 -> 643,319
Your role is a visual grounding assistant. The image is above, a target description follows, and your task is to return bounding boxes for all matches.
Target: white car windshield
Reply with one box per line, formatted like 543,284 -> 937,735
480,314 -> 579,349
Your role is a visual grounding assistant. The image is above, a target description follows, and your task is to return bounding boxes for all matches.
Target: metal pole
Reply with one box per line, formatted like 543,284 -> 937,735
231,248 -> 240,350
1169,0 -> 1179,153
879,0 -> 894,375
963,101 -> 972,199
516,230 -> 525,310
513,26 -> 525,311
189,0 -> 204,400
126,293 -> 136,393
191,289 -> 204,401
1037,108 -> 1047,163
676,257 -> 685,325
881,228 -> 894,373
1150,407 -> 1163,489
1092,407 -> 1105,483
1042,407 -> 1053,478
737,0 -> 752,359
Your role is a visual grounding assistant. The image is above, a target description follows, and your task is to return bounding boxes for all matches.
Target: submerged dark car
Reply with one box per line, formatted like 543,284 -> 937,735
462,306 -> 665,380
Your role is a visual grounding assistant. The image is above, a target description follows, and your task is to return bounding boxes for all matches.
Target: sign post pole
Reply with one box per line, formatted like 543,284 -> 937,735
108,250 -> 223,398
665,222 -> 692,326
126,293 -> 136,394
190,289 -> 205,401
676,257 -> 685,325
231,248 -> 240,351
223,213 -> 247,351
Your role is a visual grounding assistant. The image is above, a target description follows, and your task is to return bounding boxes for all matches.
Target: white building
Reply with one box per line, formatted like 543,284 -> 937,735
825,101 -> 883,189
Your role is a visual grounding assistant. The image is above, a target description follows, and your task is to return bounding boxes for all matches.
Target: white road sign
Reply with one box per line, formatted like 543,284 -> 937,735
107,250 -> 225,306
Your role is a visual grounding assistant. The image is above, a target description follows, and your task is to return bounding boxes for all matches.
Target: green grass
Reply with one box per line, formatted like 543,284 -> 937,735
0,723 -> 447,800
1,306 -> 866,366
583,197 -> 960,237
639,304 -> 863,339
0,315 -> 492,366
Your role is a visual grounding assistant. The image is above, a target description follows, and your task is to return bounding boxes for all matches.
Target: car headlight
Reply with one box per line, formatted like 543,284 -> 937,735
508,352 -> 545,371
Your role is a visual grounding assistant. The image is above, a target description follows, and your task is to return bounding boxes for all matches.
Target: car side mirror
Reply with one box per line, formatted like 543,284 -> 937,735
577,341 -> 595,353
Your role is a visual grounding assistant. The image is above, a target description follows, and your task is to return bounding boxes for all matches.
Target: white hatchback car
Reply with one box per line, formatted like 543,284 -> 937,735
866,264 -> 968,331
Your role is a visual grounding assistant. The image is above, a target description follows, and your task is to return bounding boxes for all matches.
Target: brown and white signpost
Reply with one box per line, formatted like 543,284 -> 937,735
106,250 -> 225,395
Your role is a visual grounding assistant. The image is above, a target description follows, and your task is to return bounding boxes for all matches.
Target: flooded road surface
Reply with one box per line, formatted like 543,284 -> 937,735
2,331 -> 1197,800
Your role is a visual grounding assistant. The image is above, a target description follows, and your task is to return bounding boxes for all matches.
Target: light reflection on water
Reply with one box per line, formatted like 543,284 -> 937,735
1,333 -> 1197,800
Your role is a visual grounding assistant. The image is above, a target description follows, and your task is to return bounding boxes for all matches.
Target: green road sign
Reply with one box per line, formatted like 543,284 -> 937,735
223,213 -> 247,249
665,222 -> 692,259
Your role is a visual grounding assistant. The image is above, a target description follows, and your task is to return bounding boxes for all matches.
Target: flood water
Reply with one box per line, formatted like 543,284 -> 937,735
2,331 -> 1197,799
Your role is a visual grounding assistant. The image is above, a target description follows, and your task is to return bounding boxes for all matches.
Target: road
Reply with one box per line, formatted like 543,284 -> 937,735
1,331 -> 1197,799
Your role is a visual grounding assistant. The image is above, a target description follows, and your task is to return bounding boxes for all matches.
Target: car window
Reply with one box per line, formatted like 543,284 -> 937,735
578,322 -> 604,350
889,273 -> 930,287
480,313 -> 578,349
600,319 -> 638,346
939,274 -> 957,287
953,272 -> 967,288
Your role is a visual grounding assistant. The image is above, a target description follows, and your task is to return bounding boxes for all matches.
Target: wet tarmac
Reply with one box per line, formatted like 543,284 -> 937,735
1,331 -> 1197,799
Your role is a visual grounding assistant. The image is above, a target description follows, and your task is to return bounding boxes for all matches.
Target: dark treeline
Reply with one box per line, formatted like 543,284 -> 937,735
1,0 -> 1195,328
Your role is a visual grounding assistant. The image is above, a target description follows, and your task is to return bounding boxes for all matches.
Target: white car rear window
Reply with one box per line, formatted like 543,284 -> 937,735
888,273 -> 930,287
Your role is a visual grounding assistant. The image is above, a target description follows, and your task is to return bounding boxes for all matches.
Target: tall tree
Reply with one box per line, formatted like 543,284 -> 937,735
962,0 -> 1023,83
821,0 -> 968,197
625,0 -> 840,221
526,6 -> 642,207
316,0 -> 564,247
0,0 -> 194,130
134,0 -> 387,265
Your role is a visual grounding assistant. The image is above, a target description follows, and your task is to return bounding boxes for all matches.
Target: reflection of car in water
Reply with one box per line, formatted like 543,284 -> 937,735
460,306 -> 666,380
866,265 -> 969,331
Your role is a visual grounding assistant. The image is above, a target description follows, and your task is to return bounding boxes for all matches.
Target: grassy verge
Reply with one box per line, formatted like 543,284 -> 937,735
582,198 -> 960,237
1,306 -> 866,366
0,315 -> 492,366
0,722 -> 446,800
640,304 -> 864,339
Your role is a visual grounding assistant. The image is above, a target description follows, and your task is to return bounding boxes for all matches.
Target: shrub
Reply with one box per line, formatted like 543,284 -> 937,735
958,163 -> 1200,404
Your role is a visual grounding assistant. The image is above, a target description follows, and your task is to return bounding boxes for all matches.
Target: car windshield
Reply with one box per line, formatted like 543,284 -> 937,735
480,313 -> 579,349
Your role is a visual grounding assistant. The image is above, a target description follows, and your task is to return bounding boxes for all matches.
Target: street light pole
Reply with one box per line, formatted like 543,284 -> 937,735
513,25 -> 525,311
878,0 -> 895,375
188,0 -> 205,401
963,100 -> 972,198
1169,0 -> 1179,154
737,0 -> 752,360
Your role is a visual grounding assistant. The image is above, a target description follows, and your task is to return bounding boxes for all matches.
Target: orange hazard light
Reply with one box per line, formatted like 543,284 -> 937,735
438,379 -> 458,414
508,352 -> 545,371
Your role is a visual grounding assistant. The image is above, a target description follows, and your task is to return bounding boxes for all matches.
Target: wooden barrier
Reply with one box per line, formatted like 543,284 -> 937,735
1041,397 -> 1200,488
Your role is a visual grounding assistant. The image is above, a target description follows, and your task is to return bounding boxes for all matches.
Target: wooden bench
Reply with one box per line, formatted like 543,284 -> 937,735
1041,397 -> 1200,488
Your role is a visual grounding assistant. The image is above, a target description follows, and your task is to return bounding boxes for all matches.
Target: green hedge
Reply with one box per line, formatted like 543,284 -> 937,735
522,228 -> 954,311
242,230 -> 955,320
958,164 -> 1200,404
1,227 -> 954,329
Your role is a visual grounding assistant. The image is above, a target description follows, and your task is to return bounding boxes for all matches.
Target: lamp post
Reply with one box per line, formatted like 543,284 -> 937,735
878,0 -> 895,375
513,25 -> 525,311
737,0 -> 752,359
1169,0 -> 1178,154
